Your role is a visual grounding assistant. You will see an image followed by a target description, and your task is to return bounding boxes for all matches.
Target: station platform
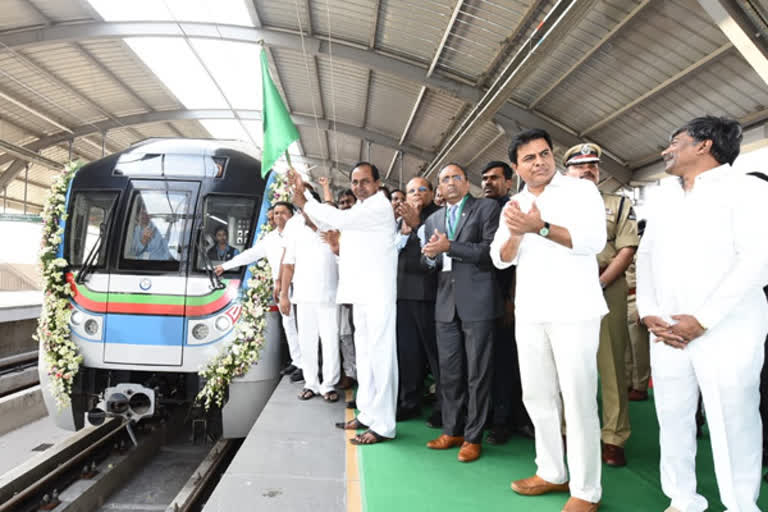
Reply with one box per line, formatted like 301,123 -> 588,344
207,379 -> 768,512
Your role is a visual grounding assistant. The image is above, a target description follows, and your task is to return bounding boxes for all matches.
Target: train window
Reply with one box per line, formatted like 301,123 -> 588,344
199,195 -> 257,271
67,192 -> 118,267
122,190 -> 191,267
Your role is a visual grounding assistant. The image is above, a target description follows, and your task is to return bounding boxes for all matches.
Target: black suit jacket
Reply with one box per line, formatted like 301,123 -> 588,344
423,195 -> 502,323
397,202 -> 440,302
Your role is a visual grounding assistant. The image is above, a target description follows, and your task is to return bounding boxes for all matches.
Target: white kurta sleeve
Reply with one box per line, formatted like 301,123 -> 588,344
694,178 -> 768,329
303,191 -> 392,231
635,220 -> 661,320
566,180 -> 607,256
490,209 -> 517,269
221,239 -> 267,270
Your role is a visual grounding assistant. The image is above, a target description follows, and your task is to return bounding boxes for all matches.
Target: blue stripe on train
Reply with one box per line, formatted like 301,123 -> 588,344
104,314 -> 186,346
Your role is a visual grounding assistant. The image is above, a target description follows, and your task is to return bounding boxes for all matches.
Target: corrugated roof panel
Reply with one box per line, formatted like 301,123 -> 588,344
270,48 -> 324,118
258,0 -> 310,32
468,131 -> 512,174
297,125 -> 327,158
310,0 -> 377,47
316,56 -> 369,127
369,144 -> 398,182
407,90 -> 465,151
400,153 -> 427,184
535,0 -> 730,132
78,39 -> 183,111
376,0 -> 454,64
0,101 -> 52,140
435,0 -> 532,81
0,0 -> 49,31
448,120 -> 503,169
32,0 -> 95,22
366,71 -> 423,139
326,131 -> 362,164
101,127 -> 139,149
511,0 -> 639,106
170,120 -> 210,139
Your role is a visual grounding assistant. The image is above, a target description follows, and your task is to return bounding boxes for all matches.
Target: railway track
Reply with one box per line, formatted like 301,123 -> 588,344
0,410 -> 239,512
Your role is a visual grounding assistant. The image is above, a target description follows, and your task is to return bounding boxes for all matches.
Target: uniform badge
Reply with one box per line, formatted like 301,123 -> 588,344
580,144 -> 592,155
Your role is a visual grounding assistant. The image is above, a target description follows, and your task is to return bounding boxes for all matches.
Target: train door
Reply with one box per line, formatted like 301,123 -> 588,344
104,181 -> 199,366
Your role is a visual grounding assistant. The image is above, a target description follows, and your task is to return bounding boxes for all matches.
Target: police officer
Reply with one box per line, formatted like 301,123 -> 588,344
564,143 -> 638,467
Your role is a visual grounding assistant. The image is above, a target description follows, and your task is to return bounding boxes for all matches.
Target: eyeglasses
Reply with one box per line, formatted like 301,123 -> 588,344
407,186 -> 429,193
440,175 -> 464,184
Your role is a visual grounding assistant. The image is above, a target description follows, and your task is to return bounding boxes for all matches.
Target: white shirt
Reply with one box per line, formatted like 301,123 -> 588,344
490,172 -> 608,322
221,228 -> 286,282
303,190 -> 397,305
283,222 -> 338,304
637,165 -> 768,331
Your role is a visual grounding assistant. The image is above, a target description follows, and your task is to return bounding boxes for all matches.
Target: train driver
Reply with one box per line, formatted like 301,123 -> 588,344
127,200 -> 171,260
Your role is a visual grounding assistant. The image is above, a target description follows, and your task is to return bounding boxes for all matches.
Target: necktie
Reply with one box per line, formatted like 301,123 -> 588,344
448,205 -> 458,234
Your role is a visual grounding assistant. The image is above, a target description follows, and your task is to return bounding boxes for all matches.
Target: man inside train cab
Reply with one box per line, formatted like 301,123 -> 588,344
564,143 -> 638,468
128,199 -> 171,260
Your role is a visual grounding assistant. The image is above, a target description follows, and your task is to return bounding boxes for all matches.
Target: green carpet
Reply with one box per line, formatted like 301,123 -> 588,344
358,395 -> 768,511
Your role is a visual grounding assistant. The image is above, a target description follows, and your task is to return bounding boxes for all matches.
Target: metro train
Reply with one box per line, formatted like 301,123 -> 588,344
38,138 -> 282,438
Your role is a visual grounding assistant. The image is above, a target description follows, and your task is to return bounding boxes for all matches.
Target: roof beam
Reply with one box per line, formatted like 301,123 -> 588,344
399,86 -> 426,145
699,0 -> 768,85
529,0 -> 652,108
0,109 -> 436,168
427,0 -> 465,78
368,0 -> 381,49
580,43 -> 733,136
0,160 -> 27,190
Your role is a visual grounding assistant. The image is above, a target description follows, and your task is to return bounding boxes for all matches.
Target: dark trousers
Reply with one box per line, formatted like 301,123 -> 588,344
492,319 -> 531,428
396,300 -> 440,413
436,315 -> 494,444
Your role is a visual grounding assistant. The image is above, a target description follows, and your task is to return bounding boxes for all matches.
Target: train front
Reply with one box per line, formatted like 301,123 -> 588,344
38,139 -> 282,438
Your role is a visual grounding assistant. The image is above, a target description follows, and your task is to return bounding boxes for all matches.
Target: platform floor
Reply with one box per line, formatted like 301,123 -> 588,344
0,414 -> 73,477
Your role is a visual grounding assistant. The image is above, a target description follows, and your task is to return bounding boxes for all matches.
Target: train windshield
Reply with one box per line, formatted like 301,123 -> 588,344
122,190 -> 191,267
199,195 -> 258,271
67,191 -> 119,267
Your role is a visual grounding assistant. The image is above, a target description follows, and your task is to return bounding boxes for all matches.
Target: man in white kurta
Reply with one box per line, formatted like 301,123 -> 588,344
290,164 -> 398,444
490,129 -> 606,512
216,202 -> 302,377
280,213 -> 340,400
637,116 -> 768,512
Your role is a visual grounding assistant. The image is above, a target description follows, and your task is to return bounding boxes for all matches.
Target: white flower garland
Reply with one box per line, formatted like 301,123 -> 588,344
35,161 -> 83,409
196,172 -> 290,410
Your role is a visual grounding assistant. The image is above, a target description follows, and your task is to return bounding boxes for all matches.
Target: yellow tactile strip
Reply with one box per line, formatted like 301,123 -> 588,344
345,389 -> 362,512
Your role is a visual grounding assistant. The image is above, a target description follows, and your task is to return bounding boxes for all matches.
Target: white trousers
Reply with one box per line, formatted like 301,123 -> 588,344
353,303 -> 398,439
652,319 -> 765,512
516,318 -> 602,503
296,302 -> 340,394
281,305 -> 302,368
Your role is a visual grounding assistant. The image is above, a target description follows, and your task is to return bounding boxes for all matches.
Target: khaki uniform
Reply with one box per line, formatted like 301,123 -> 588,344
624,258 -> 650,392
596,192 -> 638,447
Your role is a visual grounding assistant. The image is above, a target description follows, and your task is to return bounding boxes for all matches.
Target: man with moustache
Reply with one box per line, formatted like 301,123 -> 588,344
290,163 -> 398,445
392,177 -> 442,426
564,143 -> 638,467
491,129 -> 606,512
638,116 -> 768,512
421,163 -> 502,463
480,161 -> 533,445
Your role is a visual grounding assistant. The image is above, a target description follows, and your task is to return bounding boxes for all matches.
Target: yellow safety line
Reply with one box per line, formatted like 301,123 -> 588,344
345,389 -> 362,512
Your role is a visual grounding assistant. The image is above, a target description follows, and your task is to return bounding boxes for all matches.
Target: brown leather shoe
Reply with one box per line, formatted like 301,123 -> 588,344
457,442 -> 481,462
510,475 -> 569,496
426,434 -> 464,450
628,389 -> 648,401
602,443 -> 627,467
562,497 -> 600,512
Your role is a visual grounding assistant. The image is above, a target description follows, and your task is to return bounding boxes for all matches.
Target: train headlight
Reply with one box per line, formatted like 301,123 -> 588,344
192,323 -> 209,340
84,319 -> 99,335
71,311 -> 84,325
214,316 -> 231,332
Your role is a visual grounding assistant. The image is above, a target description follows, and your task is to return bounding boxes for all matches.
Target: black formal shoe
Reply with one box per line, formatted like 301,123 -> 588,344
426,411 -> 442,428
396,407 -> 421,422
280,363 -> 297,376
516,424 -> 536,440
346,400 -> 357,410
487,425 -> 512,445
290,369 -> 304,382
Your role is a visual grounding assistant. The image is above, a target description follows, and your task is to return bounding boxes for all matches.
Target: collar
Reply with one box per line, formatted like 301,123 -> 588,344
521,170 -> 563,197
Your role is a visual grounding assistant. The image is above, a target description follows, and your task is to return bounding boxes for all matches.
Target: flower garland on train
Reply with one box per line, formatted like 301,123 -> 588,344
35,161 -> 84,409
196,171 -> 291,410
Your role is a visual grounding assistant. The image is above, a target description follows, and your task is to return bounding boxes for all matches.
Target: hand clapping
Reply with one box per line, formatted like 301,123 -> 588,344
422,229 -> 450,258
504,200 -> 544,236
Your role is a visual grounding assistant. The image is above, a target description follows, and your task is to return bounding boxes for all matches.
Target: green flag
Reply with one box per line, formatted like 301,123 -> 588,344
260,48 -> 299,177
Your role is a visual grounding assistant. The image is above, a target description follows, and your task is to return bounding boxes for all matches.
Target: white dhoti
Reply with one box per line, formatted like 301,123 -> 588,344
516,318 -> 602,503
281,305 -> 302,369
652,315 -> 766,512
296,302 -> 340,394
353,302 -> 398,439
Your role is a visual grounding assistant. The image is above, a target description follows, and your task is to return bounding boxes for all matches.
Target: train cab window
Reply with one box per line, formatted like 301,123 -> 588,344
67,192 -> 118,267
122,190 -> 191,268
199,196 -> 257,271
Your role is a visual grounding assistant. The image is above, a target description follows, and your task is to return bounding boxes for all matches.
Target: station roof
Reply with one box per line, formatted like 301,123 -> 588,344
0,0 -> 766,212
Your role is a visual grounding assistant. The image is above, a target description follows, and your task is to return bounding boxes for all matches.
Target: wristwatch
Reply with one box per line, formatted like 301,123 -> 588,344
538,221 -> 550,237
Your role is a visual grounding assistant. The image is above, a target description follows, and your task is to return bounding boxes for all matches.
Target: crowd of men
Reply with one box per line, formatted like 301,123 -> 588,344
217,115 -> 768,512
